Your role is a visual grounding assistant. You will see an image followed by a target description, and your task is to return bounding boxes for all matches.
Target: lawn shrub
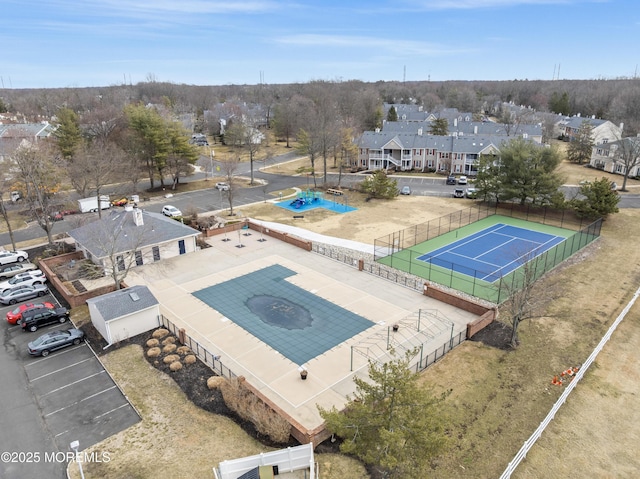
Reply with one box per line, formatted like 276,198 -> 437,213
169,361 -> 183,372
176,346 -> 192,355
152,328 -> 170,339
146,339 -> 159,348
184,354 -> 197,365
220,378 -> 291,444
147,347 -> 161,358
162,343 -> 177,354
163,354 -> 180,364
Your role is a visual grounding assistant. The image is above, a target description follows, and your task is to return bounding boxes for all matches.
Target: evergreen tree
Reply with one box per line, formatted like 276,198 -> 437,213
53,107 -> 83,159
319,349 -> 447,479
360,170 -> 399,199
386,106 -> 398,122
429,118 -> 448,136
570,177 -> 620,219
496,138 -> 564,205
566,120 -> 594,164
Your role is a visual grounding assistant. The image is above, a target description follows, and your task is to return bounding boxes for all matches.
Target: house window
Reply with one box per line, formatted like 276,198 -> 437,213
135,250 -> 143,266
152,246 -> 160,262
179,240 -> 186,255
116,255 -> 125,271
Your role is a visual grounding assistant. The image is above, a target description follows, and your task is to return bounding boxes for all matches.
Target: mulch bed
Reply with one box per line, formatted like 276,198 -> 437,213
82,321 -> 302,449
468,320 -> 515,350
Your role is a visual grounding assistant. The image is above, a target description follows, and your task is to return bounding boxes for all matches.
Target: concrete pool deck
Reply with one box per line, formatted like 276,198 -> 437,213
126,223 -> 480,434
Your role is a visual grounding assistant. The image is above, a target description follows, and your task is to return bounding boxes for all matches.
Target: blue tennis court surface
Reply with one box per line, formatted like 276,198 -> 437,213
417,223 -> 565,282
192,264 -> 373,365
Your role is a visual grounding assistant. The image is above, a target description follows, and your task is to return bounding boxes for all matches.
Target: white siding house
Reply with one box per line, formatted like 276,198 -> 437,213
87,285 -> 160,346
68,207 -> 200,275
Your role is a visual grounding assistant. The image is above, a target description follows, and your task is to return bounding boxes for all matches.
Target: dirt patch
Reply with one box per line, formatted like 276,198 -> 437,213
469,321 -> 514,350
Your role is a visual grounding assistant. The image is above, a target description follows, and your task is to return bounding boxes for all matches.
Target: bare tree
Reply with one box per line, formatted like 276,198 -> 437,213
77,209 -> 153,290
610,135 -> 640,191
67,140 -> 126,217
496,248 -> 557,348
10,142 -> 64,245
219,157 -> 241,216
0,155 -> 19,250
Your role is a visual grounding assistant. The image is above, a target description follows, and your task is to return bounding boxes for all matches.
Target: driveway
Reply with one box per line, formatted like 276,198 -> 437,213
0,295 -> 140,479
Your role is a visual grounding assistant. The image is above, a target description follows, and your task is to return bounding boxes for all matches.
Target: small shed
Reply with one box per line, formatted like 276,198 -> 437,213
87,285 -> 160,346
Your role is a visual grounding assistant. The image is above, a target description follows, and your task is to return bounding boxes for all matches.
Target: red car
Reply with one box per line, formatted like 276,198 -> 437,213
6,302 -> 55,325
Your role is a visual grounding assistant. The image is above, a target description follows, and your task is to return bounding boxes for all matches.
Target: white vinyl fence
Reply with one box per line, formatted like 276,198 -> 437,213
213,443 -> 316,479
500,285 -> 640,478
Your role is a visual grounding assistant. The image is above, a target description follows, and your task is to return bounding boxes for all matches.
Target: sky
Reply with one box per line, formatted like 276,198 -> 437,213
1,0 -> 639,89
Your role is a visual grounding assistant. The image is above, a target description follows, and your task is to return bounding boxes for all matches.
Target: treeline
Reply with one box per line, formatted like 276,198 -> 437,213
2,78 -> 640,135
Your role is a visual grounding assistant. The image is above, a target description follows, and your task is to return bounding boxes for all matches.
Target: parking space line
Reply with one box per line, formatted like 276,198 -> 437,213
41,371 -> 107,397
45,386 -> 117,417
29,357 -> 93,381
24,344 -> 86,367
95,403 -> 130,420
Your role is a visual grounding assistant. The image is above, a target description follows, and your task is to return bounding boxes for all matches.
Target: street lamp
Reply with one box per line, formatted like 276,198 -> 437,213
70,440 -> 85,479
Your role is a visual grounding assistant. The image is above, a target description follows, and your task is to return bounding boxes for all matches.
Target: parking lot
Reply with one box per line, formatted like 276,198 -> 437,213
0,292 -> 140,479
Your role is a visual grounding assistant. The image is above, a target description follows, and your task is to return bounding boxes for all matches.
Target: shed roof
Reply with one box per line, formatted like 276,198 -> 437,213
86,285 -> 158,322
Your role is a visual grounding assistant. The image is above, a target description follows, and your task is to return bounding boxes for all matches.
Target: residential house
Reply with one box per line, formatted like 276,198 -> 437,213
87,285 -> 160,346
558,115 -> 623,145
68,207 -> 200,275
382,120 -> 543,144
590,135 -> 640,177
356,130 -> 505,175
0,122 -> 56,162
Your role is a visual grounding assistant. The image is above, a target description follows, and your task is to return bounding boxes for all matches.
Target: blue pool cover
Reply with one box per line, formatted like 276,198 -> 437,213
192,264 -> 373,365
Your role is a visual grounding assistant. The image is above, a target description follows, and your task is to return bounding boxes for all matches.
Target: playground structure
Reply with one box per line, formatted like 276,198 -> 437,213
282,189 -> 355,214
289,189 -> 323,209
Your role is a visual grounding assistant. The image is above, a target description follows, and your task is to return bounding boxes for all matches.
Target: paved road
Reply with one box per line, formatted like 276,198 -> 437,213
1,153 -> 638,247
0,288 -> 140,479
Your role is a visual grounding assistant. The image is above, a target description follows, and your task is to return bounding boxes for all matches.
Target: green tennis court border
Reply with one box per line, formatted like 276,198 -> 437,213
377,211 -> 602,303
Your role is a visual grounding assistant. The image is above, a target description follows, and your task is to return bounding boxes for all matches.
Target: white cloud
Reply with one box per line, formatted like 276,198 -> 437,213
275,34 -> 471,56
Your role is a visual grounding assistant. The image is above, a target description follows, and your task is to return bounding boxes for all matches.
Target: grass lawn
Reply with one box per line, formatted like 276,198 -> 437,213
36,158 -> 640,479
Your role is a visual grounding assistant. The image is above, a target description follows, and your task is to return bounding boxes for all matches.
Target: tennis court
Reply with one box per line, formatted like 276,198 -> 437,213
416,223 -> 566,283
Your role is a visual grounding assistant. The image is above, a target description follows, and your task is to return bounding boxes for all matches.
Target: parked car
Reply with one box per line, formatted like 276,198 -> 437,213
21,306 -> 70,332
465,187 -> 478,199
446,175 -> 457,185
0,270 -> 46,293
27,329 -> 85,356
458,176 -> 468,185
0,284 -> 49,305
6,301 -> 55,325
453,188 -> 465,198
112,197 -> 129,207
0,250 -> 28,265
0,262 -> 37,280
400,186 -> 412,195
162,205 -> 182,217
216,182 -> 230,191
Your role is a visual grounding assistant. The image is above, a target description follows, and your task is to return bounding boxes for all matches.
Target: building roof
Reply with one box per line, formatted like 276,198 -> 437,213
68,208 -> 200,260
357,130 -> 512,155
86,285 -> 158,322
381,120 -> 542,139
0,123 -> 55,139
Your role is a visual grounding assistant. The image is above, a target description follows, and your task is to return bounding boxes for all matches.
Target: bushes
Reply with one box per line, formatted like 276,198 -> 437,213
219,377 -> 291,444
